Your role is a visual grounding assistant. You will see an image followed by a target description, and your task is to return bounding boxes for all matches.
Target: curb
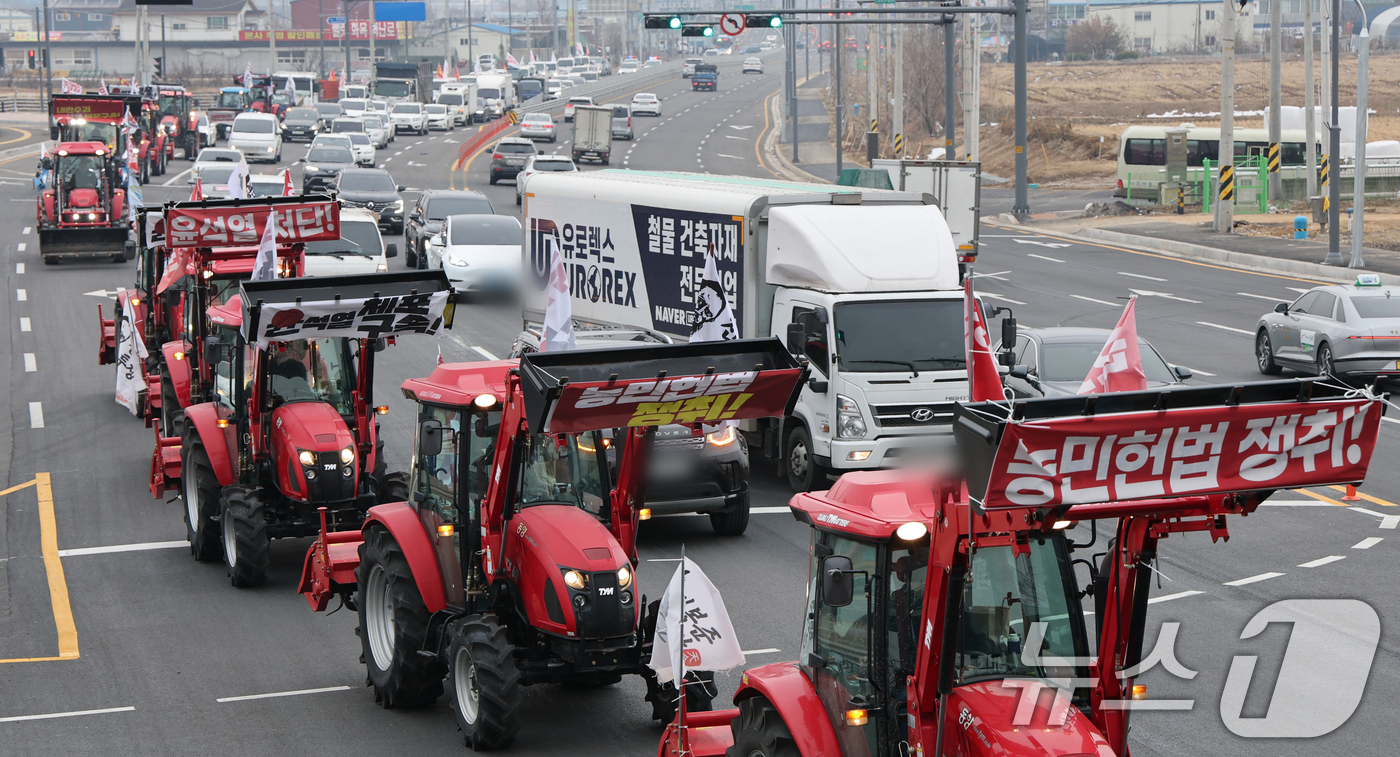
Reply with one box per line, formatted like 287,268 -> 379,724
0,143 -> 40,162
1076,227 -> 1399,285
762,94 -> 830,184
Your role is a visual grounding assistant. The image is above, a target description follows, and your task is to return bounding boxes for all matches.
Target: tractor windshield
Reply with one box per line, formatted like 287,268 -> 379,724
70,121 -> 117,147
216,91 -> 248,108
955,537 -> 1089,688
516,432 -> 608,517
58,155 -> 105,191
266,338 -> 356,415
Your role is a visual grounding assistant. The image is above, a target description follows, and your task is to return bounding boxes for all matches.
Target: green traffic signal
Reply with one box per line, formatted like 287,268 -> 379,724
669,16 -> 682,29
769,16 -> 782,28
704,26 -> 714,36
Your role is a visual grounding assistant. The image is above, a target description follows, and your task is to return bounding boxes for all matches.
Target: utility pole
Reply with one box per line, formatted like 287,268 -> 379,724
1324,0 -> 1341,264
161,13 -> 167,78
132,5 -> 140,86
1321,0 -> 1330,140
1267,0 -> 1282,202
866,9 -> 877,164
551,0 -> 558,57
893,21 -> 903,158
369,0 -> 376,69
834,10 -> 843,177
1012,0 -> 1029,216
468,0 -> 475,69
1351,26 -> 1369,268
39,0 -> 52,132
270,0 -> 278,73
961,8 -> 980,161
1304,0 -> 1317,198
787,0 -> 798,163
343,0 -> 351,83
943,15 -> 954,159
1214,0 -> 1235,233
319,0 -> 326,76
141,6 -> 150,86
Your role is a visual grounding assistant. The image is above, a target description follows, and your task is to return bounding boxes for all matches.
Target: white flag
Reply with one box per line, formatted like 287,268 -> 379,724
541,239 -> 576,352
114,298 -> 149,414
227,154 -> 248,199
691,253 -> 737,343
126,182 -> 142,223
252,209 -> 277,280
285,75 -> 297,101
98,77 -> 108,95
647,558 -> 745,692
243,62 -> 253,89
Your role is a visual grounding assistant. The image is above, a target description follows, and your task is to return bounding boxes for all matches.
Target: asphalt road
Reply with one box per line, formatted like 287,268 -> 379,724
0,51 -> 1397,757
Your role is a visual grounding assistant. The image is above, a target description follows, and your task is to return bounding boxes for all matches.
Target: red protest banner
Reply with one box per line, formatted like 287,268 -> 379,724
165,201 -> 340,248
544,369 -> 806,433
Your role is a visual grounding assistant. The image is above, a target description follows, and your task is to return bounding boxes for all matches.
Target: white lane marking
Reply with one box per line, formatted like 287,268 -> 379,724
216,685 -> 352,704
1353,537 -> 1383,550
741,648 -> 781,655
725,135 -> 750,140
1147,590 -> 1203,604
1118,271 -> 1165,281
15,263 -> 23,273
1071,294 -> 1118,307
1237,292 -> 1286,301
1223,572 -> 1284,587
22,226 -> 31,234
1180,366 -> 1215,376
1027,253 -> 1064,263
23,353 -> 35,372
472,346 -> 498,361
717,153 -> 744,159
1196,321 -> 1252,335
728,124 -> 754,130
1129,289 -> 1201,304
0,706 -> 136,723
969,270 -> 1010,281
162,166 -> 195,186
29,401 -> 43,428
16,289 -> 26,301
58,540 -> 188,558
16,243 -> 25,253
979,292 -> 1026,305
1351,507 -> 1400,529
1297,555 -> 1345,568
20,317 -> 31,332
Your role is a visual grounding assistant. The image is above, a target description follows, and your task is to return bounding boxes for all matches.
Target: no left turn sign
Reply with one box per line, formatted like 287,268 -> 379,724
719,13 -> 746,36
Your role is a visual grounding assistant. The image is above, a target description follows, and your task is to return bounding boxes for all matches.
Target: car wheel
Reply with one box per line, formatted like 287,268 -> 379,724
1316,342 -> 1336,378
1256,330 -> 1282,375
489,174 -> 498,185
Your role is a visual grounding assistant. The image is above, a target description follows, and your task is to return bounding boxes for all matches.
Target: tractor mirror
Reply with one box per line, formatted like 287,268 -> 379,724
785,322 -> 804,354
820,555 -> 854,607
50,125 -> 59,141
203,336 -> 223,365
1000,316 -> 1017,354
373,338 -> 388,352
419,418 -> 444,456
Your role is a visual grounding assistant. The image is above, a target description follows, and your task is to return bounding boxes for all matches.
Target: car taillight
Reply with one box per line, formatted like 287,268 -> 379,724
492,153 -> 503,160
958,255 -> 974,263
1117,178 -> 1123,189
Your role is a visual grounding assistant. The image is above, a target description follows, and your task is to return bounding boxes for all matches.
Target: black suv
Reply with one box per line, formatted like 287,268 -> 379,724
405,189 -> 495,268
299,145 -> 357,193
280,107 -> 321,142
489,137 -> 537,184
335,168 -> 406,233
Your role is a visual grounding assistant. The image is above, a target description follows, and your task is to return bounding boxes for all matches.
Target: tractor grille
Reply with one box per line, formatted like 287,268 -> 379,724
573,569 -> 633,639
303,450 -> 356,502
872,402 -> 958,428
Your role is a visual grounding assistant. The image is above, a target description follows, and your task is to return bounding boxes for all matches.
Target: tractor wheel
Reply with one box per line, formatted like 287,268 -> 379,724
141,158 -> 151,184
709,491 -> 750,536
220,484 -> 270,588
161,376 -> 185,439
446,614 -> 522,749
726,696 -> 799,757
357,526 -> 445,708
182,436 -> 223,563
378,471 -> 411,504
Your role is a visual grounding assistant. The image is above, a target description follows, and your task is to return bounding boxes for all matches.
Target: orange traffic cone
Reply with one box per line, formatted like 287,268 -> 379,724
1342,484 -> 1361,501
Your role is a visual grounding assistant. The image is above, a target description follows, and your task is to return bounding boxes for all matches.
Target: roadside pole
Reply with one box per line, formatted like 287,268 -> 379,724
1321,0 -> 1330,123
1325,0 -> 1341,264
1011,0 -> 1028,216
866,11 -> 877,164
1304,0 -> 1317,199
271,0 -> 278,74
1351,27 -> 1369,268
343,0 -> 351,84
369,0 -> 376,72
788,0 -> 799,163
943,15 -> 954,159
835,21 -> 843,176
961,8 -> 979,161
41,0 -> 52,133
893,21 -> 903,158
1215,0 -> 1235,233
1267,0 -> 1282,203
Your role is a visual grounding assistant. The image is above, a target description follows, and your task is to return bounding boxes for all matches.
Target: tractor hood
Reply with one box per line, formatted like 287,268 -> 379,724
271,401 -> 355,453
947,681 -> 1113,757
513,505 -> 627,572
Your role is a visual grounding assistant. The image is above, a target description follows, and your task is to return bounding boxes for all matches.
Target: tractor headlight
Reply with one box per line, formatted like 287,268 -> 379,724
340,447 -> 354,464
617,565 -> 632,588
836,394 -> 867,440
563,569 -> 586,590
298,449 -> 315,466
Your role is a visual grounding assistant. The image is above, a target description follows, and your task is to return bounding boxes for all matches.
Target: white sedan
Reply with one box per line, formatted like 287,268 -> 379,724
743,57 -> 764,74
516,154 -> 577,205
425,103 -> 455,131
518,113 -> 557,142
631,93 -> 662,117
390,102 -> 429,135
426,214 -> 524,295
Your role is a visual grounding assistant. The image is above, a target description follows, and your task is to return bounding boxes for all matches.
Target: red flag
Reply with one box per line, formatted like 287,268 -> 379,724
1078,296 -> 1147,395
190,178 -> 202,201
283,170 -> 294,196
963,277 -> 1004,402
437,345 -> 444,365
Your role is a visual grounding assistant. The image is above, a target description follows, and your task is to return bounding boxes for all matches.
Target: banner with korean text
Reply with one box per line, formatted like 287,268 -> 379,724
165,200 -> 340,248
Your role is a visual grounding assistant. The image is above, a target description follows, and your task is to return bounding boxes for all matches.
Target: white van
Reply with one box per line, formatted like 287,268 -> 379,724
228,113 -> 282,163
302,208 -> 394,276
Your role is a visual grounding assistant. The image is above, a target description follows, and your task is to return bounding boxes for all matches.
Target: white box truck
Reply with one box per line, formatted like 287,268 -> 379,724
521,171 -> 970,491
871,159 -> 981,259
473,73 -> 515,121
570,104 -> 613,164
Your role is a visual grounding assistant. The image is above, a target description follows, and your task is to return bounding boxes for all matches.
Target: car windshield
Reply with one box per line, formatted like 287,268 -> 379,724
612,107 -> 629,118
426,104 -> 447,113
307,147 -> 352,164
1039,338 -> 1176,383
523,114 -> 550,124
247,177 -> 284,197
332,120 -> 364,132
478,88 -> 501,100
516,432 -> 608,517
341,99 -> 367,111
392,104 -> 420,114
198,149 -> 240,162
426,196 -> 493,220
314,136 -> 351,148
315,103 -> 342,117
449,216 -> 521,246
371,102 -> 388,111
376,80 -> 412,98
348,134 -> 370,145
569,98 -> 591,105
363,115 -> 384,127
197,165 -> 236,185
340,172 -> 396,191
438,93 -> 463,105
496,142 -> 534,154
216,91 -> 247,108
305,220 -> 380,257
1349,295 -> 1400,319
267,338 -> 356,415
834,300 -> 966,372
532,160 -> 574,172
233,118 -> 274,134
286,108 -> 317,120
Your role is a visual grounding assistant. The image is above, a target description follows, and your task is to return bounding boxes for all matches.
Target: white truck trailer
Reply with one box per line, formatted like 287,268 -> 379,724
521,171 -> 970,491
570,104 -> 613,164
871,158 -> 981,259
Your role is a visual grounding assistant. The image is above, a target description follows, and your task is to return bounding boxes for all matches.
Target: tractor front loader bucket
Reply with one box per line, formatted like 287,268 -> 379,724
40,226 -> 132,261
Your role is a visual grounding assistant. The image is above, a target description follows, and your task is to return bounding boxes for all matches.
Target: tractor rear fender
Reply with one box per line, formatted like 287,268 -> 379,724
184,403 -> 236,486
162,341 -> 193,406
363,502 -> 447,613
733,662 -> 842,756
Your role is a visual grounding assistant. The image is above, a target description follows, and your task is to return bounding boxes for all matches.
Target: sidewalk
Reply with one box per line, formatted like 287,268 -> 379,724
766,72 -> 837,184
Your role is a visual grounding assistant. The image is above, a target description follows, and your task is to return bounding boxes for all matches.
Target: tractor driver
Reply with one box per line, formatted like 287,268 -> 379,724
59,154 -> 104,192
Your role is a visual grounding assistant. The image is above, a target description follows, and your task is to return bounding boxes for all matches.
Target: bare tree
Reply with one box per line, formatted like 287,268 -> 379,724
1066,17 -> 1126,59
903,26 -> 949,139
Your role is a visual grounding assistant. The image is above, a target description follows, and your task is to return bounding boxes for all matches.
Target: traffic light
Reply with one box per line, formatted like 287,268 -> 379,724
644,15 -> 683,29
153,56 -> 164,78
27,50 -> 35,69
746,14 -> 782,29
681,24 -> 714,37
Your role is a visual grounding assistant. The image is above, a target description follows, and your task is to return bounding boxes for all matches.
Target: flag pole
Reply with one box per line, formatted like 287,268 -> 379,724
676,543 -> 688,755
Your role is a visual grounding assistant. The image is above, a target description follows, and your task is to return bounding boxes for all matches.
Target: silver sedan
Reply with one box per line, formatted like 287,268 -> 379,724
1255,275 -> 1400,381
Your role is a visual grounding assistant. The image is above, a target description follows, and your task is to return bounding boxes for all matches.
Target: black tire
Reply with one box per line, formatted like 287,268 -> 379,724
489,174 -> 498,185
516,193 -> 521,206
726,697 -> 799,757
446,615 -> 522,749
710,491 -> 750,536
220,484 -> 270,588
379,471 -> 410,504
784,425 -> 825,492
182,436 -> 223,562
357,526 -> 445,708
1256,330 -> 1282,375
405,240 -> 418,269
161,376 -> 186,439
1317,342 -> 1335,378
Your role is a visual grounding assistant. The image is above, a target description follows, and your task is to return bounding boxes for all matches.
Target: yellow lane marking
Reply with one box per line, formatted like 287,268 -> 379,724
0,473 -> 80,664
756,91 -> 774,177
0,126 -> 33,147
1326,484 -> 1396,507
1295,488 -> 1349,507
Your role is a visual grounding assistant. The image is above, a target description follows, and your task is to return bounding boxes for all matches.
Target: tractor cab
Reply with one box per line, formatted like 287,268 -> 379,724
215,88 -> 252,109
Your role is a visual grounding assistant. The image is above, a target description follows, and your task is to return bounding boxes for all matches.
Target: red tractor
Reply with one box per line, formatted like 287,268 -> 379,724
176,270 -> 455,587
152,83 -> 200,160
658,379 -> 1383,757
49,93 -> 161,183
299,339 -> 810,748
37,139 -> 132,265
97,209 -> 167,410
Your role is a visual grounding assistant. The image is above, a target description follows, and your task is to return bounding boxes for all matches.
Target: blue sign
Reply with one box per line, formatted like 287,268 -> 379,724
374,2 -> 426,22
327,16 -> 345,24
